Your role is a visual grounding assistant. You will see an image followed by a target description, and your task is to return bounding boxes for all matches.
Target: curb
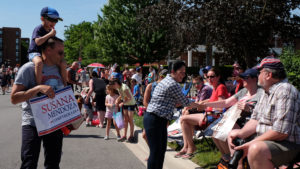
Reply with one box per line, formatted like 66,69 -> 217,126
112,125 -> 201,169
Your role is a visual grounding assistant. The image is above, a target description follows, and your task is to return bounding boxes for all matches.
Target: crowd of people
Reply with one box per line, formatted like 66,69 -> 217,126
8,6 -> 300,169
0,64 -> 19,95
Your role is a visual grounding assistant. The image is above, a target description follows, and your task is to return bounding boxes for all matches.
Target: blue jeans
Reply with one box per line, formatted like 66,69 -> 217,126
143,112 -> 168,169
21,125 -> 63,169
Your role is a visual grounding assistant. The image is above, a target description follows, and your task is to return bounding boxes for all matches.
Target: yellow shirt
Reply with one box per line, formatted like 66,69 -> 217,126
118,83 -> 136,106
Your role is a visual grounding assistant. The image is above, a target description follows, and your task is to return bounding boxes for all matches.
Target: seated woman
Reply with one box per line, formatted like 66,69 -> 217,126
176,68 -> 230,159
201,68 -> 263,155
181,75 -> 212,115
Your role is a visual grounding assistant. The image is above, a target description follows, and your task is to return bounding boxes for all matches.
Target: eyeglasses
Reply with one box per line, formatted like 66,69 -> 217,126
46,17 -> 58,23
259,70 -> 269,75
193,82 -> 201,85
206,75 -> 216,79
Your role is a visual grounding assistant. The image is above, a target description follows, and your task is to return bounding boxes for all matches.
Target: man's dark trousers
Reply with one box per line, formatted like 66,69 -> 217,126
20,125 -> 63,169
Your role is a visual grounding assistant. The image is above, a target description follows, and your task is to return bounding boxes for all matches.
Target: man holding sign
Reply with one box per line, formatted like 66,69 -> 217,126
11,37 -> 65,169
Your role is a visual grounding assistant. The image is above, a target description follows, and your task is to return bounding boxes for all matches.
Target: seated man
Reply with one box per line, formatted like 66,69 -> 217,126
228,57 -> 300,169
182,75 -> 212,115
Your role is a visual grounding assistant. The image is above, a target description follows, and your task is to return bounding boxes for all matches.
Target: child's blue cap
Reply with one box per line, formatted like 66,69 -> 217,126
41,7 -> 63,21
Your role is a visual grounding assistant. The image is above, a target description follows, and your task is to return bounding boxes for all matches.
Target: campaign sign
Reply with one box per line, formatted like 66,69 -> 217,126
29,86 -> 81,136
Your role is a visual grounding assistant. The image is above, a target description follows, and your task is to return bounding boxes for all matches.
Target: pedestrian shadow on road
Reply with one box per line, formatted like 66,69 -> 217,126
131,129 -> 143,144
64,134 -> 102,139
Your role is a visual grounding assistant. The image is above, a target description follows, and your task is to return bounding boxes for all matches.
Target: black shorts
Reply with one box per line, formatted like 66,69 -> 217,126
123,105 -> 136,111
95,94 -> 106,111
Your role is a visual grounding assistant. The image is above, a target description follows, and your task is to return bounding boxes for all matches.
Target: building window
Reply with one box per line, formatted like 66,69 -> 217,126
16,52 -> 19,57
16,45 -> 19,51
16,39 -> 19,44
0,30 -> 2,35
16,31 -> 19,36
0,51 -> 2,57
16,57 -> 19,62
0,38 -> 2,43
0,57 -> 2,63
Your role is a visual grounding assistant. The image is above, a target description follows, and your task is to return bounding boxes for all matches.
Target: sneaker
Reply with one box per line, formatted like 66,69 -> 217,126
116,135 -> 121,141
118,136 -> 126,142
104,136 -> 109,140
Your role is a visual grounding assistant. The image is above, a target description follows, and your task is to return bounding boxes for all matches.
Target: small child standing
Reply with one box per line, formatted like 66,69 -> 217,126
104,85 -> 120,140
28,7 -> 67,86
132,79 -> 141,105
81,87 -> 94,126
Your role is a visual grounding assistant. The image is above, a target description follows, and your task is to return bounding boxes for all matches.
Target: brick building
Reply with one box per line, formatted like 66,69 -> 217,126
0,27 -> 22,67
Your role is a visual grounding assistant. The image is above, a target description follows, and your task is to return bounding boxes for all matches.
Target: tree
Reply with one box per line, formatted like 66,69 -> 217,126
94,0 -> 169,66
21,40 -> 29,65
64,21 -> 97,65
280,47 -> 300,89
139,0 -> 300,67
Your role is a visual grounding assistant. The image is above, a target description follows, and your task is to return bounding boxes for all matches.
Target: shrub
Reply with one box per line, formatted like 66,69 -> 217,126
280,47 -> 300,90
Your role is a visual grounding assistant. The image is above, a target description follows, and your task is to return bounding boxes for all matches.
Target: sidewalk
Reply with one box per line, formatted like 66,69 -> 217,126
113,125 -> 201,169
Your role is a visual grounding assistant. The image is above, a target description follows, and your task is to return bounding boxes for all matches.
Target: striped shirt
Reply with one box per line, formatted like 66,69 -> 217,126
251,79 -> 300,144
147,75 -> 191,120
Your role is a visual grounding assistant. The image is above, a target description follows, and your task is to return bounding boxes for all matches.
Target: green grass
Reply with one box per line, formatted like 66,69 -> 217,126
133,113 -> 144,128
133,114 -> 221,169
168,139 -> 221,169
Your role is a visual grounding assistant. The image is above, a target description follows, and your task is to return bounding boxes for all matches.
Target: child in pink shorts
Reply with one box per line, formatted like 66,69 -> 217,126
104,85 -> 121,140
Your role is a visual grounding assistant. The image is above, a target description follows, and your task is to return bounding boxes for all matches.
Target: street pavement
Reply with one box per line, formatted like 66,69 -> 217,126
0,88 -> 201,169
0,90 -> 145,169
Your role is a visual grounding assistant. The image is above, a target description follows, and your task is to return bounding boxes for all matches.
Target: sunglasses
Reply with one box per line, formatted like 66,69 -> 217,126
46,17 -> 58,23
206,75 -> 216,79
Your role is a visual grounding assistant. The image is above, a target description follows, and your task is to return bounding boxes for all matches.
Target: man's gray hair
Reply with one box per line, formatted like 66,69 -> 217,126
264,68 -> 287,80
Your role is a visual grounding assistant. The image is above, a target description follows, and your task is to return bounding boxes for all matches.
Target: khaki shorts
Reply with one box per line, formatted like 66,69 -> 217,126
265,140 -> 300,167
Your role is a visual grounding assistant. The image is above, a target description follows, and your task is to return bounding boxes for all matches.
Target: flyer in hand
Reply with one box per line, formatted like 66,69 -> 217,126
29,86 -> 81,136
211,104 -> 242,141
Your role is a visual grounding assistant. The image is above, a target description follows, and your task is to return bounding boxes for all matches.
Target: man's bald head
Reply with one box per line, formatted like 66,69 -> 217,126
72,62 -> 79,67
71,61 -> 79,70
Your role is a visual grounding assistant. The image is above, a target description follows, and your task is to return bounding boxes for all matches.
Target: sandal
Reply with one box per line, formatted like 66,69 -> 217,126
181,153 -> 196,159
174,151 -> 186,158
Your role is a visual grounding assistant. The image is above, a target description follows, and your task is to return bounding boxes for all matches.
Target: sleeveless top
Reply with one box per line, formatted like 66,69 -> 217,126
67,68 -> 76,84
150,81 -> 158,100
118,83 -> 136,106
92,78 -> 106,96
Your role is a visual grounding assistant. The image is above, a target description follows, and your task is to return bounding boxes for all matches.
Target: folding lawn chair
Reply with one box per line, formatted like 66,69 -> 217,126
182,81 -> 193,97
195,112 -> 224,150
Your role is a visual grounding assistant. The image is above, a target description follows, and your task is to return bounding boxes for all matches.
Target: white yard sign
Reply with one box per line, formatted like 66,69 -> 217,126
29,86 -> 81,136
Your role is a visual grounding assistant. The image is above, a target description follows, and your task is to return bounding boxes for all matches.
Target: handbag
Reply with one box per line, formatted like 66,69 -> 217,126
113,107 -> 125,129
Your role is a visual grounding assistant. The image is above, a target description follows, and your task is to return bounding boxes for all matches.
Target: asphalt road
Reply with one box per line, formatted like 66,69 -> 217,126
0,90 -> 145,169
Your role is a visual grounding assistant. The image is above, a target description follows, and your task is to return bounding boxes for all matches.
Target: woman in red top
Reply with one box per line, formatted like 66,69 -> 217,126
175,68 -> 229,159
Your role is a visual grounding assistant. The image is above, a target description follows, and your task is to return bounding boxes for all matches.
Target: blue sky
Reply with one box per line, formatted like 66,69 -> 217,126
0,0 -> 108,39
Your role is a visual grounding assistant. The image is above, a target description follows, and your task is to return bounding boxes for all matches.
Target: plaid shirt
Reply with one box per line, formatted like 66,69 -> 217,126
147,75 -> 191,120
251,80 -> 300,144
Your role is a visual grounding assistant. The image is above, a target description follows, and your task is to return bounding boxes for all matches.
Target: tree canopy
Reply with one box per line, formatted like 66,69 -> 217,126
94,0 -> 169,66
64,21 -> 98,65
139,0 -> 300,67
64,0 -> 169,66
